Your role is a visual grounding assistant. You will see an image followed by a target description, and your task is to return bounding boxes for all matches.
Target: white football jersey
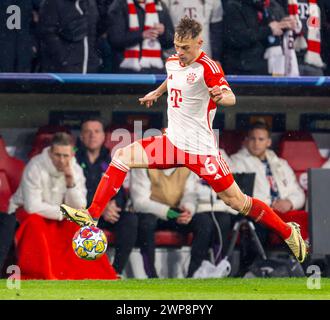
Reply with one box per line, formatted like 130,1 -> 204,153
162,0 -> 223,57
165,52 -> 231,156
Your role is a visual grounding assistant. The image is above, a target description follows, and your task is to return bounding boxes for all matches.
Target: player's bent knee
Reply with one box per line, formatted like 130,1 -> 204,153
113,146 -> 131,166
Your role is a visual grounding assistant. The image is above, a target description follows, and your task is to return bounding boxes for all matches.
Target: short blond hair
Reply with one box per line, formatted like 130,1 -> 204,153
175,16 -> 202,41
51,132 -> 73,147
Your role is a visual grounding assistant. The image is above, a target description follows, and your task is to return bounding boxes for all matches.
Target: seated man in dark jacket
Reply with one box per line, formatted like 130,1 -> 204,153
39,0 -> 101,73
107,0 -> 174,73
76,118 -> 138,276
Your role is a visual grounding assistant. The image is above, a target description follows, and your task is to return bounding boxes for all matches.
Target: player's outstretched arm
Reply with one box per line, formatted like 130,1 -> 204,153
139,80 -> 168,108
209,86 -> 236,107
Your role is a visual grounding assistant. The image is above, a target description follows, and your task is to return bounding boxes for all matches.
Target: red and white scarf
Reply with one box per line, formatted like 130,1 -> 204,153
264,0 -> 300,76
283,0 -> 301,75
120,0 -> 164,72
289,0 -> 324,68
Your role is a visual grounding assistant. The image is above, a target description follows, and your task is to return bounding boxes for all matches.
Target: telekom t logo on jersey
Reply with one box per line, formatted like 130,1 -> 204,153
170,88 -> 182,108
184,7 -> 197,20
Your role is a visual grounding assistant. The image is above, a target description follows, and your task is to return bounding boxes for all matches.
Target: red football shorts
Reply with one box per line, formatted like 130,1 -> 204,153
137,135 -> 234,193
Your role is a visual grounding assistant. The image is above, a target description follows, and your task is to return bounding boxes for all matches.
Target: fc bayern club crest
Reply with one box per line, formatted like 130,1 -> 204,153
186,72 -> 197,84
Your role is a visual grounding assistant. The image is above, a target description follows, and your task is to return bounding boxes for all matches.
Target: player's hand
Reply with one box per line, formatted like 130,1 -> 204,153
271,199 -> 293,214
209,86 -> 224,104
102,200 -> 121,224
176,208 -> 192,225
139,90 -> 162,108
209,86 -> 236,106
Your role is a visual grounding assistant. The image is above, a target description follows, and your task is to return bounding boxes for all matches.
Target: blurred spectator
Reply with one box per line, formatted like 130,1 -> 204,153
131,167 -> 220,278
0,0 -> 40,72
230,121 -> 305,267
194,149 -> 236,262
30,0 -> 43,72
107,0 -> 174,73
75,118 -> 138,276
264,0 -> 301,76
38,0 -> 101,73
96,0 -> 114,35
95,0 -> 115,72
222,0 -> 288,75
320,0 -> 330,75
281,0 -> 326,75
264,0 -> 329,76
9,132 -> 117,279
231,121 -> 306,217
162,0 -> 224,62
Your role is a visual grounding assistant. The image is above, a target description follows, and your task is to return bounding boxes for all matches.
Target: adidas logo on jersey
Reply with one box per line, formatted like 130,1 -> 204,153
214,174 -> 222,180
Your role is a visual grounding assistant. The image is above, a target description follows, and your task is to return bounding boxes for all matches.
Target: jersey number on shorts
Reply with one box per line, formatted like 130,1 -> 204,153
204,157 -> 223,179
204,157 -> 218,175
170,88 -> 182,108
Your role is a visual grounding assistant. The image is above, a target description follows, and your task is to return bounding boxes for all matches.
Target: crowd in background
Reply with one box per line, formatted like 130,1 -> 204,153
0,0 -> 330,280
0,0 -> 329,76
0,118 -> 320,279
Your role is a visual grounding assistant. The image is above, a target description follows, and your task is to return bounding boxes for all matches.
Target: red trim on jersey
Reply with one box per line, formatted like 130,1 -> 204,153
166,57 -> 179,62
197,53 -> 230,89
217,63 -> 225,75
206,98 -> 218,148
197,53 -> 222,72
196,51 -> 206,61
207,98 -> 216,131
166,54 -> 179,63
200,56 -> 221,74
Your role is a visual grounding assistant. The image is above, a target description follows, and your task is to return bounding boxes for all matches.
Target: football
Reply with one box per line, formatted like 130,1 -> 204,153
72,226 -> 108,260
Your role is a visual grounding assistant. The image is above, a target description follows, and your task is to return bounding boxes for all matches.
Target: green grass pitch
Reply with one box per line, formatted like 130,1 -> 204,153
1,278 -> 330,300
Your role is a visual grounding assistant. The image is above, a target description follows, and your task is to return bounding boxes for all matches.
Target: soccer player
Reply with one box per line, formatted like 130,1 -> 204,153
61,17 -> 307,263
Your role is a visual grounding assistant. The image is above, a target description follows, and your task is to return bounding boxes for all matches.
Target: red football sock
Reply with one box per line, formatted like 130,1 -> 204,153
88,159 -> 129,219
247,198 -> 292,239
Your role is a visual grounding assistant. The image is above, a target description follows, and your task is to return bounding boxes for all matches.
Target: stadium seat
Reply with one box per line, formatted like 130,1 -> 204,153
278,131 -> 327,191
271,131 -> 326,247
218,130 -> 246,156
155,231 -> 193,247
0,171 -> 12,213
0,136 -> 25,212
28,133 -> 54,159
103,230 -> 116,246
28,127 -> 74,159
35,125 -> 71,135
